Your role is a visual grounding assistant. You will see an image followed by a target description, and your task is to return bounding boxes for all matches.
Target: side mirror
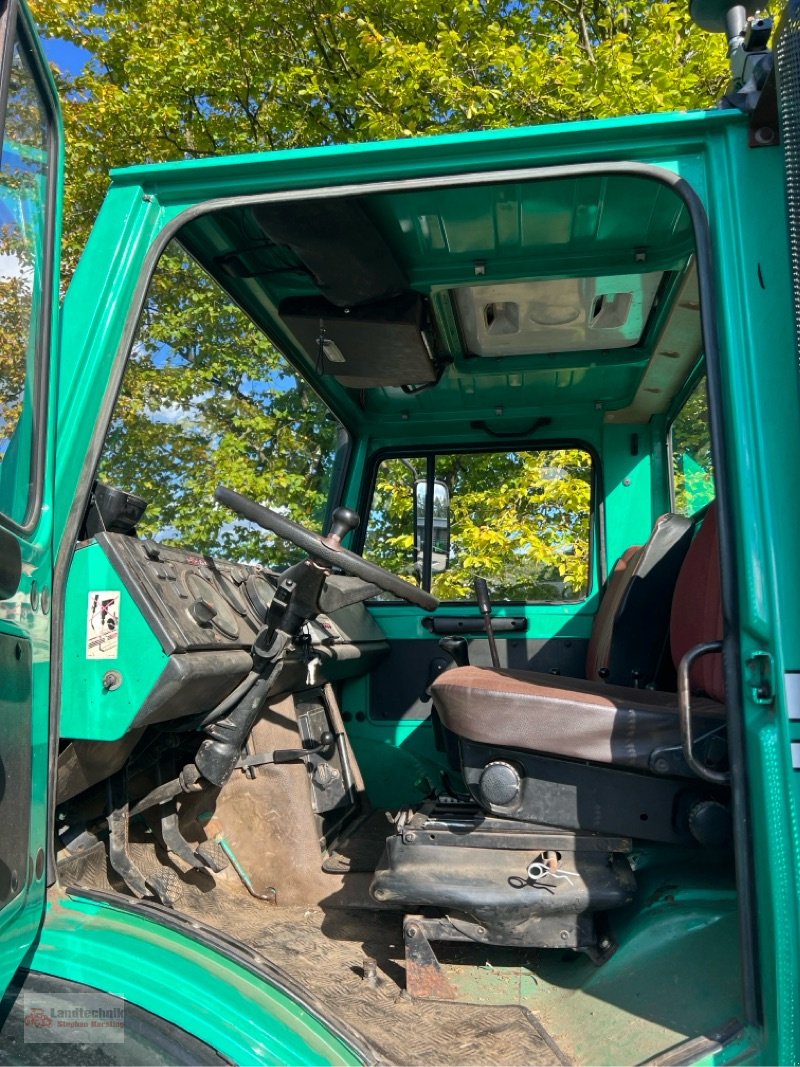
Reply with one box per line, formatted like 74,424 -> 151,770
414,478 -> 450,576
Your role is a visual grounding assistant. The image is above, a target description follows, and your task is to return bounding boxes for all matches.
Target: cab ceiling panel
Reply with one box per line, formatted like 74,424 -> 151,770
175,172 -> 698,425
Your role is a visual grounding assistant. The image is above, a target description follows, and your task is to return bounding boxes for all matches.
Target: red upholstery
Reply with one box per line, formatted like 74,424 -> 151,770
670,502 -> 724,701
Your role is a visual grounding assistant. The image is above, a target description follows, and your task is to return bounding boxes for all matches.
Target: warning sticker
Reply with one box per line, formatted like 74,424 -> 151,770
87,591 -> 120,659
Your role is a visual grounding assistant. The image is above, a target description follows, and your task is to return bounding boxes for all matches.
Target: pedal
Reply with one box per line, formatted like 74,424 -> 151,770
196,839 -> 229,873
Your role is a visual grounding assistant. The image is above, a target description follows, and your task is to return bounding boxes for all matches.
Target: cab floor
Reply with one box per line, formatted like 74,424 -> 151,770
181,888 -> 572,1067
58,824 -> 740,1067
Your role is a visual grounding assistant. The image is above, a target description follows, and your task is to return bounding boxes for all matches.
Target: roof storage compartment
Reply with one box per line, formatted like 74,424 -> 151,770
279,291 -> 438,388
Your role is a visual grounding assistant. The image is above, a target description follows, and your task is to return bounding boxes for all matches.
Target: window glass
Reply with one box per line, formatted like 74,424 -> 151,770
670,376 -> 715,516
98,240 -> 346,566
363,447 -> 593,601
0,37 -> 51,525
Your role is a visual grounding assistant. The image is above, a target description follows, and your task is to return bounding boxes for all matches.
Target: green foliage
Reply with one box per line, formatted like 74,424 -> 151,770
98,244 -> 342,565
32,0 -> 727,577
671,376 -> 715,516
31,0 -> 729,276
363,449 -> 592,601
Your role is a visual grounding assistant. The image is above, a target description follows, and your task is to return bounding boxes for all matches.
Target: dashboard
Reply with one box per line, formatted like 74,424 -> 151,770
60,532 -> 389,742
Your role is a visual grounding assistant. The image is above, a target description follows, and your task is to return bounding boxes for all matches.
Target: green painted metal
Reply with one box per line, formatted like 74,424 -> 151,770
52,108 -> 744,558
0,0 -> 64,1001
36,61 -> 800,1065
60,541 -> 169,740
27,890 -> 363,1066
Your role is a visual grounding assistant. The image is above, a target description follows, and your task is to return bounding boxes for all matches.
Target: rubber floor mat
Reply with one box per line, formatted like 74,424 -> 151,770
182,888 -> 571,1067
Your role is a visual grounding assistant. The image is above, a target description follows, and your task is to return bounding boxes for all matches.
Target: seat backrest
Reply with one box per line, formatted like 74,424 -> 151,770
670,501 -> 724,701
586,512 -> 693,686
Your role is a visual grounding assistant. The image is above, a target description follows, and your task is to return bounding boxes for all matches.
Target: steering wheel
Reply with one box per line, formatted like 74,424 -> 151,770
215,486 -> 439,612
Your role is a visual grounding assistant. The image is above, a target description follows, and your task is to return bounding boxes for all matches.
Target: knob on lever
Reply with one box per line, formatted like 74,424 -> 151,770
321,507 -> 360,549
474,576 -> 501,669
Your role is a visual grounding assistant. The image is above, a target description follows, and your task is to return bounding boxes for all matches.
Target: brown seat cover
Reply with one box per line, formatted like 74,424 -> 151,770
431,503 -> 722,768
585,545 -> 642,681
430,665 -> 724,769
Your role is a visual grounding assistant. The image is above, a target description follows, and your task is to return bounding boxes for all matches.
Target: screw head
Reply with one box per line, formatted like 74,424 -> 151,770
560,930 -> 569,941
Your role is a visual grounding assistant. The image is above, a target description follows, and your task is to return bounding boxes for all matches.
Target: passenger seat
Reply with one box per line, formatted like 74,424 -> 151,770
586,512 -> 693,688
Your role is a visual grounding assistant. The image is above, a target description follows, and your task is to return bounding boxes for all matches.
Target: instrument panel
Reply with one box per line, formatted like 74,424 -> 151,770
93,531 -> 386,660
62,533 -> 389,743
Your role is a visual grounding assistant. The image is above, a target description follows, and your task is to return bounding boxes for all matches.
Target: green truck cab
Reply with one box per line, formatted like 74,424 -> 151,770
1,0 -> 799,1061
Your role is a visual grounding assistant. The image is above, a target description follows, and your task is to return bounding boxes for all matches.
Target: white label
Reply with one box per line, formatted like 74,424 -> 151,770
86,591 -> 120,659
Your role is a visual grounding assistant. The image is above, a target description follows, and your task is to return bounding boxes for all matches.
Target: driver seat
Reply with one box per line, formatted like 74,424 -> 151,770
429,502 -> 727,843
370,505 -> 726,973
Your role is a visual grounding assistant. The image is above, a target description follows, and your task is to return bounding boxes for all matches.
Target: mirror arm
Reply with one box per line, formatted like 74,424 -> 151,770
422,454 -> 436,592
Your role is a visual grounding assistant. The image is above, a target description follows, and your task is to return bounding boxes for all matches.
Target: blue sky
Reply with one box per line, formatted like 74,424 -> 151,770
43,37 -> 91,76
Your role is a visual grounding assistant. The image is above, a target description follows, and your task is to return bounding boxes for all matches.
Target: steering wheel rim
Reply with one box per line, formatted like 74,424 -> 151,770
215,486 -> 439,612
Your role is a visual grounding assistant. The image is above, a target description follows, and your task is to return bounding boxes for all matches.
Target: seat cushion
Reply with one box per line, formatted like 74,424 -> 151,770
431,666 -> 725,770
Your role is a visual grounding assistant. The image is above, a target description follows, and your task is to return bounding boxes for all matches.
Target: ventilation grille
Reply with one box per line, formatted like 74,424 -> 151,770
777,0 -> 800,366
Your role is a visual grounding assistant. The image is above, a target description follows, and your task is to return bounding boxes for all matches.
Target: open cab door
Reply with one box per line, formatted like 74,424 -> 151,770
0,0 -> 62,993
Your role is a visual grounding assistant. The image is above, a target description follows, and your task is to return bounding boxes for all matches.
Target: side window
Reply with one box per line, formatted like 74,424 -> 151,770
98,240 -> 347,566
0,26 -> 52,527
363,447 -> 593,602
670,376 -> 715,516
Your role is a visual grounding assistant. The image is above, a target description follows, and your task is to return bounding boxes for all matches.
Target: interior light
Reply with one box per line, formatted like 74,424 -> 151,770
450,272 -> 663,357
318,337 -> 346,363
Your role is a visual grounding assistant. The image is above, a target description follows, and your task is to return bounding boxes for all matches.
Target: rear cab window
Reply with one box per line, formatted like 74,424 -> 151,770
362,446 -> 593,602
670,374 -> 715,516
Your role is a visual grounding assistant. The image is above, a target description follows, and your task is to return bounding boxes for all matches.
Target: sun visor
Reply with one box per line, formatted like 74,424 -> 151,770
280,293 -> 438,389
253,199 -> 407,307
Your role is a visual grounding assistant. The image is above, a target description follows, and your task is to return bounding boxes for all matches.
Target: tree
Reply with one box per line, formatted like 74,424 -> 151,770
26,0 -> 728,585
31,0 -> 729,276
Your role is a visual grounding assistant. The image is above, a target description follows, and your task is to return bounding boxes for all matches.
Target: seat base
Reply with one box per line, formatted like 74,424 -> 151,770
460,739 -> 729,844
370,801 -> 635,955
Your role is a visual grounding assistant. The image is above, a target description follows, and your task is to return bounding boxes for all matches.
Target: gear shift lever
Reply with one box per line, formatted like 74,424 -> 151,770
321,507 -> 360,549
474,576 -> 501,669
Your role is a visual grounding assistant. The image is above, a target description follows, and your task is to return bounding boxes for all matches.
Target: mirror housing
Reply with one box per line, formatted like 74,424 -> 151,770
414,478 -> 450,576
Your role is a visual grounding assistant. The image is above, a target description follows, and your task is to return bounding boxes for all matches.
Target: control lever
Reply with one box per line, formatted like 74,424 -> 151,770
474,577 -> 501,669
235,731 -> 336,770
321,507 -> 360,550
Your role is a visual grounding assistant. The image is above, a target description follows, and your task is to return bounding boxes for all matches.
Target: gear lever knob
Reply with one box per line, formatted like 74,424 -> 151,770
322,507 -> 360,548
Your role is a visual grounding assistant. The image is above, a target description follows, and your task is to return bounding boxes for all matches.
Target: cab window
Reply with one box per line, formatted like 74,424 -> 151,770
98,239 -> 347,565
362,447 -> 593,602
670,375 -> 715,516
0,25 -> 53,527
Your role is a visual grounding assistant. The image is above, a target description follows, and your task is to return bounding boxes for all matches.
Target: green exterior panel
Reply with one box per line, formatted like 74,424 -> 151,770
27,890 -> 363,1066
0,0 -> 65,1000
